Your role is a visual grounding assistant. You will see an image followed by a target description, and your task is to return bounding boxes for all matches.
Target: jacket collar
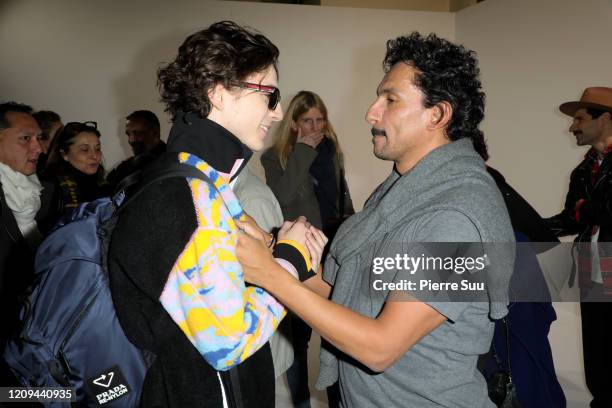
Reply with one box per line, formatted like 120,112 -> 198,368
149,139 -> 167,157
167,112 -> 252,181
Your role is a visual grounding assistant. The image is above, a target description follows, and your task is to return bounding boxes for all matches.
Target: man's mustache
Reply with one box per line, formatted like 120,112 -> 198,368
371,128 -> 387,137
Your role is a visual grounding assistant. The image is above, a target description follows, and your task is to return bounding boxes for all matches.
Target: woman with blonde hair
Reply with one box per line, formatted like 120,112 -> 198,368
261,90 -> 353,233
261,90 -> 353,408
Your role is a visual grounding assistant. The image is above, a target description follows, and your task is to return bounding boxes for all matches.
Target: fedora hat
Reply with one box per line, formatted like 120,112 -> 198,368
559,87 -> 612,116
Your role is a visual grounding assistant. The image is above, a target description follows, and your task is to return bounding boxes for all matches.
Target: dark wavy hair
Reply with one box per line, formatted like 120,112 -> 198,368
384,32 -> 489,161
44,122 -> 105,181
158,20 -> 279,120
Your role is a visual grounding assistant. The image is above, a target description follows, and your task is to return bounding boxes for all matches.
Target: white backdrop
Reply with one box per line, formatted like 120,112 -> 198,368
0,0 -> 453,209
2,0 -> 611,405
456,0 -> 612,405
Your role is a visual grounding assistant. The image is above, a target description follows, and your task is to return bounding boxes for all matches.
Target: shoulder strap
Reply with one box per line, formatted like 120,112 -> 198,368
100,154 -> 216,283
115,153 -> 216,213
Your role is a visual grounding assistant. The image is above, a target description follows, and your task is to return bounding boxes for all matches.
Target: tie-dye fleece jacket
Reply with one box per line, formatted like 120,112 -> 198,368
157,151 -> 309,371
108,114 -> 311,406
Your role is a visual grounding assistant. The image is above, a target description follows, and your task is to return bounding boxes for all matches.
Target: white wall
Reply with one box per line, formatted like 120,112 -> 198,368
456,0 -> 611,216
456,0 -> 612,405
0,0 -> 453,209
321,0 -> 450,11
2,0 -> 609,405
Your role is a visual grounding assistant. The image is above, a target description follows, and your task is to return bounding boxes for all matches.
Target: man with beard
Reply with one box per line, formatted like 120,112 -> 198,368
106,110 -> 166,189
545,87 -> 612,408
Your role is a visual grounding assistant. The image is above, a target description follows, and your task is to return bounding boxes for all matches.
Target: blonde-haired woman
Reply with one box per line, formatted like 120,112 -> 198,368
261,90 -> 353,233
261,90 -> 353,408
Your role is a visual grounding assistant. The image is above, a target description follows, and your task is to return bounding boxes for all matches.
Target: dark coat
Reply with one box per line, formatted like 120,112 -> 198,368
545,149 -> 612,243
106,141 -> 167,191
48,166 -> 111,215
488,167 -> 558,245
108,115 -> 274,408
0,180 -> 59,344
485,167 -> 566,408
261,143 -> 354,230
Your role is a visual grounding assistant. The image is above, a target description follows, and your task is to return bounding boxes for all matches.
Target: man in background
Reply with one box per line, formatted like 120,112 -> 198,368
106,110 -> 166,189
545,87 -> 612,408
0,101 -> 58,389
33,110 -> 63,174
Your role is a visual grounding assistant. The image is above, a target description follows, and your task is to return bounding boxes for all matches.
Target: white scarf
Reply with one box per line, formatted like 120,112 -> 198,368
0,161 -> 43,246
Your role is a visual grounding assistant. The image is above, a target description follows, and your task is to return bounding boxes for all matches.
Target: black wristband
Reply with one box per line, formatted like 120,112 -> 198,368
273,243 -> 316,282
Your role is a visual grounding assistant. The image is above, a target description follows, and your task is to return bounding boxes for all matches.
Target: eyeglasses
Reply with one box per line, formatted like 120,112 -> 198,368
65,121 -> 98,130
234,82 -> 281,111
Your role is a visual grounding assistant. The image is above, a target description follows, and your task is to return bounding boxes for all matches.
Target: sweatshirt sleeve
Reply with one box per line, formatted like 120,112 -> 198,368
261,145 -> 318,207
159,176 -> 286,371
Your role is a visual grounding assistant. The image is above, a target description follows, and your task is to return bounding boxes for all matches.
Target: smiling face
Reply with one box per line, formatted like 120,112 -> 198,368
0,111 -> 43,176
61,131 -> 102,175
365,63 -> 446,174
208,65 -> 283,152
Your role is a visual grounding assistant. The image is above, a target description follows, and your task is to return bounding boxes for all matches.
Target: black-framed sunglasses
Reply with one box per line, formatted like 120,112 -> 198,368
234,82 -> 281,111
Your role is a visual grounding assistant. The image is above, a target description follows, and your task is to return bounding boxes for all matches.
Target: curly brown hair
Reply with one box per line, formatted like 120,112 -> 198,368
158,21 -> 279,120
384,32 -> 489,160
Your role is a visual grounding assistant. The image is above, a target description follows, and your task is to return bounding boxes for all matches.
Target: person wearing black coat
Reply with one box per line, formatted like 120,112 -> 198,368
544,87 -> 612,408
106,110 -> 166,191
108,22 -> 320,408
42,121 -> 110,214
0,102 -> 60,397
484,167 -> 566,408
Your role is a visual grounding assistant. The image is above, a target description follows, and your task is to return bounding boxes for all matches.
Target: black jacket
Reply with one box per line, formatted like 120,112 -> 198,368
487,167 -> 558,245
47,165 -> 111,215
106,141 -> 167,191
545,149 -> 612,244
108,113 -> 274,408
0,180 -> 59,346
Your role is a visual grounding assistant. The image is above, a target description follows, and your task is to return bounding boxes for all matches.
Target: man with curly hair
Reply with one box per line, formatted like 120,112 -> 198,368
237,32 -> 514,407
108,21 -> 321,407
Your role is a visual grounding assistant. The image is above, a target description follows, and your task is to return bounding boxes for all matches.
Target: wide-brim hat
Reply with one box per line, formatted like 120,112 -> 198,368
559,87 -> 612,117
